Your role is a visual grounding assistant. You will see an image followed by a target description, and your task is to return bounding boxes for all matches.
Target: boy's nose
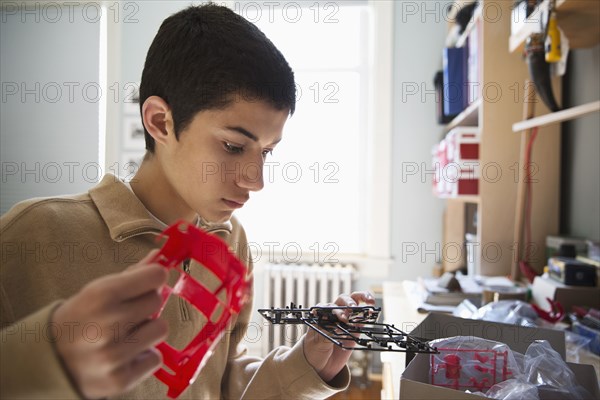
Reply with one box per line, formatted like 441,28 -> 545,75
236,160 -> 264,192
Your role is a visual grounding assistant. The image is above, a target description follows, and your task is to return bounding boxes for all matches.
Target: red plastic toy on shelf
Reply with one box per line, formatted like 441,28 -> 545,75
149,221 -> 250,398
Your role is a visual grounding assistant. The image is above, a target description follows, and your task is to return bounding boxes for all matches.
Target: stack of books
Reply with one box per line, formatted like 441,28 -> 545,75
418,276 -> 482,306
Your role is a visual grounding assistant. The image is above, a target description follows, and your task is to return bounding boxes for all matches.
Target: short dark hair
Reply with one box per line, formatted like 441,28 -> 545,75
139,3 -> 296,152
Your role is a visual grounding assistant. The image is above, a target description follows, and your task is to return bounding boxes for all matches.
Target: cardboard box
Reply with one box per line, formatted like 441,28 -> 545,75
405,313 -> 566,366
400,353 -> 599,400
400,313 -> 599,399
531,275 -> 600,313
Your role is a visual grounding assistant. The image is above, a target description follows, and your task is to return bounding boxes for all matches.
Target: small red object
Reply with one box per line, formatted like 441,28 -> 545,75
474,353 -> 489,364
519,260 -> 538,283
150,221 -> 250,398
431,348 -> 512,392
531,297 -> 564,323
443,354 -> 462,379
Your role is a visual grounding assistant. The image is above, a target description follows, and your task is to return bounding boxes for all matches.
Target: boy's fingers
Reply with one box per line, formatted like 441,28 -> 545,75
102,264 -> 168,302
334,294 -> 358,322
350,291 -> 375,305
115,290 -> 165,329
126,249 -> 161,272
115,348 -> 163,393
113,319 -> 168,366
330,291 -> 376,322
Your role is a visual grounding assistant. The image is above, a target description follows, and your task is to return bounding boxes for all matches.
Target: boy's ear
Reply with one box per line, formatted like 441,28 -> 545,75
141,96 -> 175,147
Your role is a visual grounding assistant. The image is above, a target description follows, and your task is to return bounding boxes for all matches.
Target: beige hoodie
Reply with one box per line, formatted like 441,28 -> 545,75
0,174 -> 349,399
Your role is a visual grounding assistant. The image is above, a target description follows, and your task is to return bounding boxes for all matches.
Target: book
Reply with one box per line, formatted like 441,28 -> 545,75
443,46 -> 468,116
401,280 -> 457,314
418,276 -> 482,306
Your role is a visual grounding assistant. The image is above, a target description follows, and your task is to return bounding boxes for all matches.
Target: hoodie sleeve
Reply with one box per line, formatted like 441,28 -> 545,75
1,201 -> 83,399
218,221 -> 350,399
221,297 -> 350,400
0,300 -> 81,399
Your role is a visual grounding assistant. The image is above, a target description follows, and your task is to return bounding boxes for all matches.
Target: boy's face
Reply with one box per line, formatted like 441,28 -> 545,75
161,99 -> 288,223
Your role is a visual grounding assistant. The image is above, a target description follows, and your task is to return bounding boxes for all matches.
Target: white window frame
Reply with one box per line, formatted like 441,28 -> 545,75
360,0 -> 393,278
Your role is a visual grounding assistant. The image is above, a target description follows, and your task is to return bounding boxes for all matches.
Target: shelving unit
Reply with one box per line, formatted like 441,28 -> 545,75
446,98 -> 480,131
438,0 -> 599,277
455,5 -> 483,48
437,0 -> 561,277
513,100 -> 600,132
442,195 -> 480,204
509,0 -> 600,279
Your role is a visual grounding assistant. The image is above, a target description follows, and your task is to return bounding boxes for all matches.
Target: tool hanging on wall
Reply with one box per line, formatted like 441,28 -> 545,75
526,35 -> 561,111
545,0 -> 562,63
524,0 -> 561,112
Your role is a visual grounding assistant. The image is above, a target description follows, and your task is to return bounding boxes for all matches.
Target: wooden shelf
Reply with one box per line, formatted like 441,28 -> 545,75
455,5 -> 482,48
434,1 -> 561,277
447,195 -> 480,204
446,0 -> 478,22
509,0 -> 600,54
446,98 -> 481,131
509,0 -> 548,54
512,100 -> 600,132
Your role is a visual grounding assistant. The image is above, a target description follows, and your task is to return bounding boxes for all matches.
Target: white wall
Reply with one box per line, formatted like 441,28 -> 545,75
389,0 -> 450,282
0,4 -> 101,214
562,45 -> 600,242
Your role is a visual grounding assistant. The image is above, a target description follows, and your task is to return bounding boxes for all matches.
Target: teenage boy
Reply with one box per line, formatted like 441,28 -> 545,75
0,3 -> 374,399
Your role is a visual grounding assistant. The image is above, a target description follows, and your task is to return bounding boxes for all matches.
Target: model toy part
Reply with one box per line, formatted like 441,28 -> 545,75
531,297 -> 564,323
258,303 -> 438,354
431,344 -> 514,392
150,221 -> 250,399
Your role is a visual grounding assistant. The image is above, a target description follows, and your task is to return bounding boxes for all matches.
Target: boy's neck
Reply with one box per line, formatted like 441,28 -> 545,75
130,156 -> 197,225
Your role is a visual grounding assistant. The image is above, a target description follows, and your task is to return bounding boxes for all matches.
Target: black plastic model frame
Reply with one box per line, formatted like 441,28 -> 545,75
258,303 -> 438,354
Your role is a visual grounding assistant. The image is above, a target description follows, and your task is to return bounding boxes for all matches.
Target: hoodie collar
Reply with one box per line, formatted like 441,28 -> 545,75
89,174 -> 232,242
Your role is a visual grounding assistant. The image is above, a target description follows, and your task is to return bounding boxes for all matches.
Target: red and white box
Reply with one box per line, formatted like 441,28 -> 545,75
444,160 -> 480,197
433,127 -> 481,197
445,127 -> 480,164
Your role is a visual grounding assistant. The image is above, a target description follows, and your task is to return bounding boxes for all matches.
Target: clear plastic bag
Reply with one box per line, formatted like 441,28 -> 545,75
523,340 -> 592,399
564,330 -> 592,363
428,336 -> 521,393
484,379 -> 539,400
454,299 -> 594,363
454,300 -> 540,327
428,337 -> 593,399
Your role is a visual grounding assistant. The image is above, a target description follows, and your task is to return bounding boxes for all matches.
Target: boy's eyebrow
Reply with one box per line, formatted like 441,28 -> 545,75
225,126 -> 282,145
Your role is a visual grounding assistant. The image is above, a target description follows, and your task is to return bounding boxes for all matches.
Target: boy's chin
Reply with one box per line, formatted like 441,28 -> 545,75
199,211 -> 233,225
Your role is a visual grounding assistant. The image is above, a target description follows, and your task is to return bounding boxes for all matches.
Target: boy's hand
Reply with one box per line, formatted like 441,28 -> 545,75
52,250 -> 169,399
302,291 -> 375,383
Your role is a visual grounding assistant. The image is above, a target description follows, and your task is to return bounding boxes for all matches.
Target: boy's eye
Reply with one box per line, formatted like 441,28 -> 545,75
262,149 -> 273,158
224,142 -> 243,154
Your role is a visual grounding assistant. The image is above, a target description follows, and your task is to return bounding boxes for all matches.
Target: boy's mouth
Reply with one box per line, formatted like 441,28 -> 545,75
222,198 -> 246,209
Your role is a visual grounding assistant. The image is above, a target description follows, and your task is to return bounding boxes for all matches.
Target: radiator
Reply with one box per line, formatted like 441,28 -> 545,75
261,263 -> 354,355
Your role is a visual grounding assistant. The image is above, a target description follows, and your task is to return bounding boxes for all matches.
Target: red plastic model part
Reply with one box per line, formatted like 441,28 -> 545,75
431,348 -> 512,392
531,297 -> 565,323
149,221 -> 250,398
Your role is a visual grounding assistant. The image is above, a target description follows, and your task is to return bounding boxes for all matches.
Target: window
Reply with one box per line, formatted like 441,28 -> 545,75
233,1 -> 392,276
